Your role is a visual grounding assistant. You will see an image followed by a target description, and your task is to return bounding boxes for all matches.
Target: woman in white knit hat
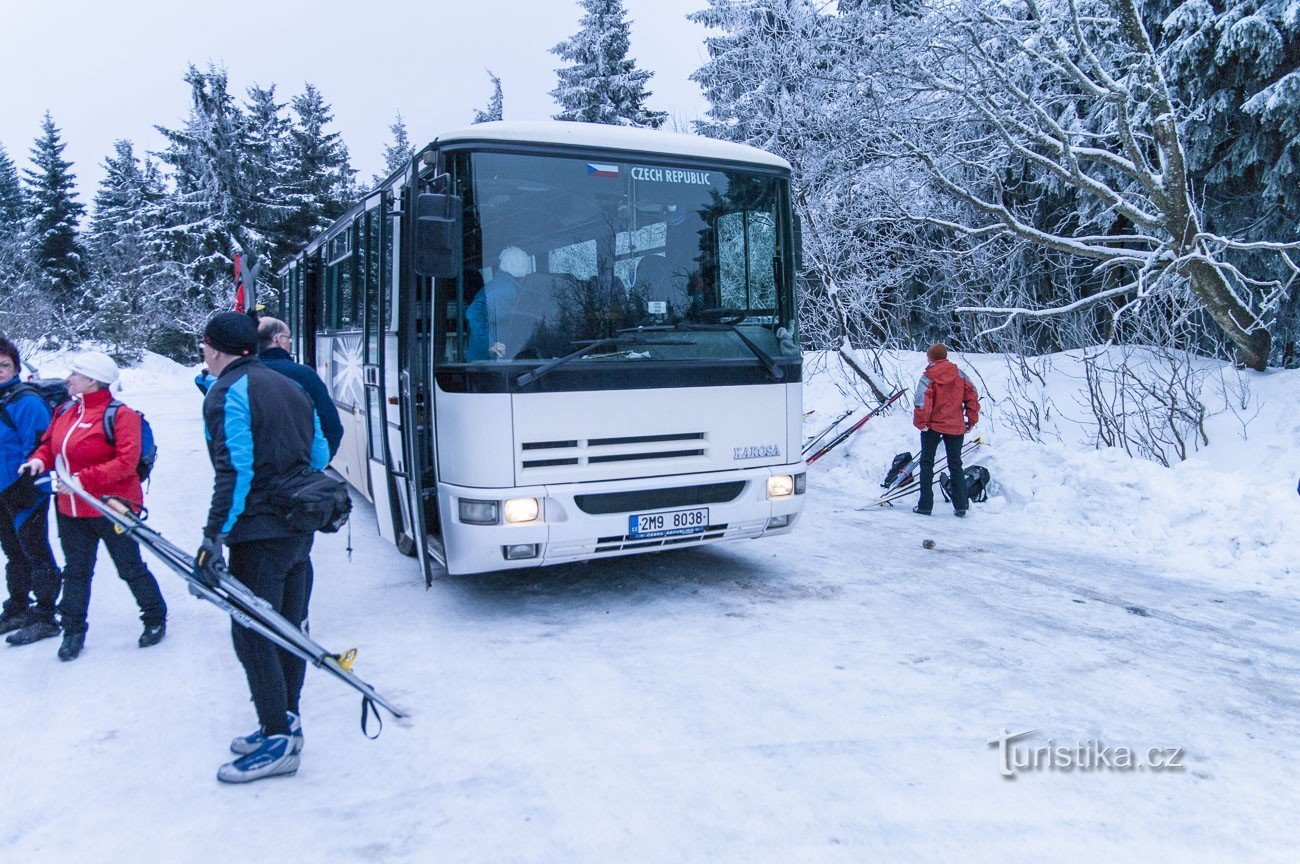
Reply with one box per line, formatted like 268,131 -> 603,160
16,351 -> 167,660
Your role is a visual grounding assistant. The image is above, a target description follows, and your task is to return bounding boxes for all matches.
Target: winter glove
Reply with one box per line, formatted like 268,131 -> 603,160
194,535 -> 225,589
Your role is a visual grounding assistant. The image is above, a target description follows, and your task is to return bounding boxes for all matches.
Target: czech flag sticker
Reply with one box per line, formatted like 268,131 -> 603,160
587,163 -> 620,178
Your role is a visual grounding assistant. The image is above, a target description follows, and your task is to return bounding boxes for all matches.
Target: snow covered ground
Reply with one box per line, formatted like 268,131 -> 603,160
1,349 -> 1297,863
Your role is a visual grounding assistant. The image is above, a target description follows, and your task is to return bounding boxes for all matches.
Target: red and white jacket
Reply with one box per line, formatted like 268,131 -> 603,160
29,388 -> 145,518
913,359 -> 981,436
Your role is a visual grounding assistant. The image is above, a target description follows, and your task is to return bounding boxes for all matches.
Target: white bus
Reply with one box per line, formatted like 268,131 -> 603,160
274,121 -> 805,580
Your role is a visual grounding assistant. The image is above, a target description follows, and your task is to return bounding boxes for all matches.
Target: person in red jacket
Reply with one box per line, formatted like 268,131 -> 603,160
912,343 -> 980,517
17,351 -> 167,660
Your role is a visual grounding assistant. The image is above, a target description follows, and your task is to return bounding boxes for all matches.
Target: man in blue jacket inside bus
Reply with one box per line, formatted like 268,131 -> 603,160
467,246 -> 531,361
256,317 -> 343,460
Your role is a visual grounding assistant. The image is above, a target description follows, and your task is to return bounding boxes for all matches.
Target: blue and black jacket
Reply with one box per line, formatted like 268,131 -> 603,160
202,356 -> 329,544
0,378 -> 53,525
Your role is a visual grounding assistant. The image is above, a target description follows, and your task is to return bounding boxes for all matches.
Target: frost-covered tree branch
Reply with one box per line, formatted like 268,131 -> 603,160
899,0 -> 1290,371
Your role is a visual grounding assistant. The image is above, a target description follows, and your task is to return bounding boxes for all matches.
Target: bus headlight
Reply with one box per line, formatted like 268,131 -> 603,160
767,475 -> 795,499
503,497 -> 540,524
459,499 -> 500,525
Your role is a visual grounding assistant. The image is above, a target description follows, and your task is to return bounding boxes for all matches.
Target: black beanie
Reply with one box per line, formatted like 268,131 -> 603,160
204,312 -> 259,356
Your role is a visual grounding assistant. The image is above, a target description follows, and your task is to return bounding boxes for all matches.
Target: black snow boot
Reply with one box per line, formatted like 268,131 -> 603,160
0,608 -> 29,635
138,622 -> 166,648
912,506 -> 931,516
58,631 -> 85,662
6,619 -> 59,646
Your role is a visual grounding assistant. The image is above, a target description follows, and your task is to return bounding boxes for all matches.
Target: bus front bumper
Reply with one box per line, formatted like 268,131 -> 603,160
437,464 -> 805,576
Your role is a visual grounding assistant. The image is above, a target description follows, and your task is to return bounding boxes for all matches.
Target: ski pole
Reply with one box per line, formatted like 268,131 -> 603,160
864,438 -> 985,508
53,460 -> 409,727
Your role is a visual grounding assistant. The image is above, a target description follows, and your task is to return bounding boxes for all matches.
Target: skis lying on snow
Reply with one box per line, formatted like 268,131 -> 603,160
861,437 -> 985,509
805,389 -> 907,465
52,459 -> 408,734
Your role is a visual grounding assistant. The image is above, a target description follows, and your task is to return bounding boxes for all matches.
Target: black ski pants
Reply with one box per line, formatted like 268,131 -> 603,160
917,429 -> 968,512
228,535 -> 314,735
57,512 -> 167,634
0,496 -> 61,623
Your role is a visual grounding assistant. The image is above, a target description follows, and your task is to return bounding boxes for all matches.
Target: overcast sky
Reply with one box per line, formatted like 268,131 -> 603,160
0,0 -> 712,200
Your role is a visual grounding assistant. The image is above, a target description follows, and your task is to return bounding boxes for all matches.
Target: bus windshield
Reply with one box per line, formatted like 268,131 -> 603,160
444,150 -> 798,366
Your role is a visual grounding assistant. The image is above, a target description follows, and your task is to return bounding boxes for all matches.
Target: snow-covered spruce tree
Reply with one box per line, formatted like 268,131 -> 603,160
1151,0 -> 1300,365
243,84 -> 298,268
899,0 -> 1296,372
375,111 -> 414,185
473,71 -> 504,124
551,0 -> 667,128
0,143 -> 23,237
23,112 -> 86,309
153,65 -> 265,355
0,141 -> 49,349
82,140 -> 169,360
283,83 -> 356,249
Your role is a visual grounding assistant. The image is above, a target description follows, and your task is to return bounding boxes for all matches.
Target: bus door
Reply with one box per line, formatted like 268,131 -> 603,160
398,183 -> 448,584
362,194 -> 400,545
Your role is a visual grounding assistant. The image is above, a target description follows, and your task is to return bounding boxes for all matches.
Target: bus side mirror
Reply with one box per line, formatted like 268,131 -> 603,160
792,213 -> 804,273
413,193 -> 462,278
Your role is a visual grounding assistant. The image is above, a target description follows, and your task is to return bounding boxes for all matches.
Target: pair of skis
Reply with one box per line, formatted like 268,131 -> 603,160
804,389 -> 907,465
52,460 -> 407,733
861,437 -> 986,509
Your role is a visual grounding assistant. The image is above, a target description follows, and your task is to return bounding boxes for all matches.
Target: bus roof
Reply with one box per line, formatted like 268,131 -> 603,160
432,121 -> 791,172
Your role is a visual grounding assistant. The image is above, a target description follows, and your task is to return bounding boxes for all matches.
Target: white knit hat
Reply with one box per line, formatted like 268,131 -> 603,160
70,351 -> 120,386
498,246 -> 531,279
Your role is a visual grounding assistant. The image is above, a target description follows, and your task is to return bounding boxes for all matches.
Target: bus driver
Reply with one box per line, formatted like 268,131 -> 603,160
467,246 -> 531,361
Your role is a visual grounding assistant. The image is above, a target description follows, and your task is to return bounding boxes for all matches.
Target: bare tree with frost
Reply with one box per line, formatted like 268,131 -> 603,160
894,0 -> 1298,371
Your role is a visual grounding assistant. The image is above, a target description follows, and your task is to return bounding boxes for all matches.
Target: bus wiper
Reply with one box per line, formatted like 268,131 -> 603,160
669,323 -> 785,381
514,334 -> 693,388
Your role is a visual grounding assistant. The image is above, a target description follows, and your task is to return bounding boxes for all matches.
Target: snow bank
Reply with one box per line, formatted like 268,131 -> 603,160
806,348 -> 1300,591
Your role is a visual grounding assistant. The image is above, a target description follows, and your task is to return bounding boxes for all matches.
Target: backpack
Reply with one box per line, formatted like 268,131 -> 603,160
0,379 -> 71,430
882,451 -> 914,487
940,465 -> 991,504
53,398 -> 157,482
270,468 -> 352,534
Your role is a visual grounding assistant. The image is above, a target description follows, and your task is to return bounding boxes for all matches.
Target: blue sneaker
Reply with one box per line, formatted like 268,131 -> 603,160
230,711 -> 303,756
217,734 -> 299,783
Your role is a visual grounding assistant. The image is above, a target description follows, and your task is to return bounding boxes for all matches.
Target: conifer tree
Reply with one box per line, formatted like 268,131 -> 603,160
550,0 -> 667,128
0,142 -> 33,317
284,83 -> 356,247
152,65 -> 264,352
0,143 -> 23,236
376,111 -> 414,184
83,139 -> 168,357
243,83 -> 297,266
155,65 -> 260,275
23,112 -> 86,302
472,71 -> 504,124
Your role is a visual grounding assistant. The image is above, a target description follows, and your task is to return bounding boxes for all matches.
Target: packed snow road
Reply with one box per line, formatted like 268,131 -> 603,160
1,359 -> 1296,862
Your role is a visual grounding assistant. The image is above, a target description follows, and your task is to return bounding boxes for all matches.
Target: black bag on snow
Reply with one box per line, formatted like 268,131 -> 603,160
271,469 -> 352,533
940,465 -> 991,504
881,451 -> 913,487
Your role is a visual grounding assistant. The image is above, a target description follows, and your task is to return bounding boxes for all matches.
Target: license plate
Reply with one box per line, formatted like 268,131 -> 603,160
629,507 -> 709,539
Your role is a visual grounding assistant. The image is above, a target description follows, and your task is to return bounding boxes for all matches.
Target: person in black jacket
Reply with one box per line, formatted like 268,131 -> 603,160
194,312 -> 329,784
256,317 -> 343,460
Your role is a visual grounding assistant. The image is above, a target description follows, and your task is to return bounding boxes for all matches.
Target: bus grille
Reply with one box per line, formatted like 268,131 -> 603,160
520,432 -> 707,472
574,481 -> 746,515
